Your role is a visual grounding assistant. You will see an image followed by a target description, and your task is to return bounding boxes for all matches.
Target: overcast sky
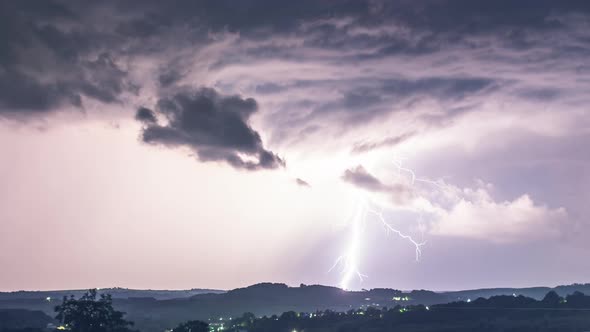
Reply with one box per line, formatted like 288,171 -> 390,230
1,0 -> 589,292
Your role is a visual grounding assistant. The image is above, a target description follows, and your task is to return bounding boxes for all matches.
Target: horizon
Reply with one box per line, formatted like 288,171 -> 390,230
3,281 -> 590,294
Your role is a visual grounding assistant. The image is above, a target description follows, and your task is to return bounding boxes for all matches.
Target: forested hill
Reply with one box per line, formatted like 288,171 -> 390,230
2,283 -> 590,332
0,287 -> 224,301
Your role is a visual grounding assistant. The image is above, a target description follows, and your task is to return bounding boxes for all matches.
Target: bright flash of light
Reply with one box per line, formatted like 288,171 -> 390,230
330,200 -> 368,290
331,198 -> 426,290
393,158 -> 447,190
333,155 -> 450,290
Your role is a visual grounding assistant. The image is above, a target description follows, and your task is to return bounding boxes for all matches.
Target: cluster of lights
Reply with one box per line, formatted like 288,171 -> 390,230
392,296 -> 411,302
193,305 -> 439,332
207,318 -> 227,332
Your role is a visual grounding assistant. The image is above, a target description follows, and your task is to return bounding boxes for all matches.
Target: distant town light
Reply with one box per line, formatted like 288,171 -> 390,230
46,297 -> 51,302
467,298 -> 471,303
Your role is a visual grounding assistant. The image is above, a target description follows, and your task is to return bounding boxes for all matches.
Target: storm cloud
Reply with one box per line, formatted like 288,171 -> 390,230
135,107 -> 158,124
0,2 -> 135,115
296,178 -> 311,187
1,0 -> 590,291
138,88 -> 284,170
342,165 -> 414,205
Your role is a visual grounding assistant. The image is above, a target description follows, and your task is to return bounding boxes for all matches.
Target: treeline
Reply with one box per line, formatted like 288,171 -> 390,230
223,291 -> 590,332
437,291 -> 590,309
3,290 -> 590,332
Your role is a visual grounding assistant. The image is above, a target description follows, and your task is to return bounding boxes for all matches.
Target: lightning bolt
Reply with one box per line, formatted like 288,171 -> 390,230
393,157 -> 447,189
367,207 -> 425,262
330,200 -> 368,290
332,199 -> 426,290
333,156 -> 445,290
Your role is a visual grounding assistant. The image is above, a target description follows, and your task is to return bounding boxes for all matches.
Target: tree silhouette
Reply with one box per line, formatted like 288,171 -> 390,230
565,291 -> 590,308
541,291 -> 562,307
232,312 -> 255,328
54,289 -> 135,332
171,320 -> 209,332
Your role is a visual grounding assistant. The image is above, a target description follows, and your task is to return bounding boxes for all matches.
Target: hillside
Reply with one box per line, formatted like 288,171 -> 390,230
2,283 -> 589,332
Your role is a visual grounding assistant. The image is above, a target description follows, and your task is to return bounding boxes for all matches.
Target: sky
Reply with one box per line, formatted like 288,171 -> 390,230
1,0 -> 589,292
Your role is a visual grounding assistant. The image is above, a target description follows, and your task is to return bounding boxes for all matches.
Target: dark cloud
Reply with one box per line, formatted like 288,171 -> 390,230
108,0 -> 367,36
77,53 -> 131,103
96,0 -> 590,43
138,88 -> 284,170
158,68 -> 183,88
301,77 -> 497,125
169,0 -> 590,68
296,178 -> 311,187
351,132 -> 415,154
1,1 -> 586,114
0,52 -> 132,116
388,0 -> 590,33
342,165 -> 413,204
255,83 -> 285,94
380,78 -> 496,100
516,87 -> 562,101
342,165 -> 388,192
2,0 -> 589,163
0,2 -> 134,116
0,68 -> 77,113
135,107 -> 158,124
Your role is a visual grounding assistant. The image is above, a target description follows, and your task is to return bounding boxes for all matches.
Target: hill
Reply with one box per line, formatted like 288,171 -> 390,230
2,283 -> 590,332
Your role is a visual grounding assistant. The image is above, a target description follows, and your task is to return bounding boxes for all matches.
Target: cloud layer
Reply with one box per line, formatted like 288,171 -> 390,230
1,0 -> 587,236
0,0 -> 589,290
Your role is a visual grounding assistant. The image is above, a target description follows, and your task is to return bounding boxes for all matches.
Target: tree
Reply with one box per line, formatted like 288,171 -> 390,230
565,291 -> 590,308
541,291 -> 562,307
279,311 -> 298,321
365,306 -> 381,318
171,320 -> 209,332
54,289 -> 135,332
233,312 -> 255,327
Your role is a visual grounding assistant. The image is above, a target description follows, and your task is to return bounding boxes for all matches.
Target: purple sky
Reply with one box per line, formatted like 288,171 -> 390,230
1,0 -> 589,292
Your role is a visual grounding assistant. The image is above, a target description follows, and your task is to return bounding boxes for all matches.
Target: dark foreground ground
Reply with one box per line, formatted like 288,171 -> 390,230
2,283 -> 590,332
226,307 -> 590,332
